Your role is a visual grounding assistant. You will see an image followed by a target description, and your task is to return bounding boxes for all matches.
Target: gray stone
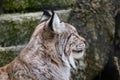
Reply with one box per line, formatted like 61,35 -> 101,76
3,0 -> 75,13
69,0 -> 115,80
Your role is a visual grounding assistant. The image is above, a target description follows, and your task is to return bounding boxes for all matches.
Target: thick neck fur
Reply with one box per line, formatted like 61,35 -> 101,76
17,22 -> 71,80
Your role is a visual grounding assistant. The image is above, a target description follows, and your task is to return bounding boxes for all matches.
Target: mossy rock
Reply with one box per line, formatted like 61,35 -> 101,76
0,17 -> 38,46
0,45 -> 25,67
0,9 -> 71,47
3,0 -> 75,13
0,51 -> 17,67
69,0 -> 115,79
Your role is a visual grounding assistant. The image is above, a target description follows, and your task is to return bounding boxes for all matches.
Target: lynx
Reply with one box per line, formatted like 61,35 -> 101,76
0,10 -> 86,80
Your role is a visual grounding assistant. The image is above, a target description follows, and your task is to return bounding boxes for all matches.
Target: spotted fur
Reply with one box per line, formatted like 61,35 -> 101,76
0,10 -> 86,80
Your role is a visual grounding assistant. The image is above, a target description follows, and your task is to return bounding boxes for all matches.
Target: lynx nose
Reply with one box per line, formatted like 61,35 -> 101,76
77,43 -> 85,50
79,36 -> 87,48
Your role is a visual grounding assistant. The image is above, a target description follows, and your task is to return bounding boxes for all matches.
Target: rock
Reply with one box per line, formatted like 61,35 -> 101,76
0,51 -> 17,67
0,45 -> 25,53
114,57 -> 120,74
114,12 -> 120,62
69,0 -> 115,80
0,0 -> 3,14
3,0 -> 75,13
93,56 -> 120,80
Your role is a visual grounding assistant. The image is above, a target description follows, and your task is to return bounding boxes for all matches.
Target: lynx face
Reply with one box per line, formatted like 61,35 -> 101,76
65,30 -> 86,68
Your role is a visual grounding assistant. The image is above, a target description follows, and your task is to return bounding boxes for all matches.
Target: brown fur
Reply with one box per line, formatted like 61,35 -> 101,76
0,12 -> 86,80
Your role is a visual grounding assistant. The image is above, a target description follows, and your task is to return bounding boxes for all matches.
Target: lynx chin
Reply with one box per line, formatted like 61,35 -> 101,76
0,10 -> 86,80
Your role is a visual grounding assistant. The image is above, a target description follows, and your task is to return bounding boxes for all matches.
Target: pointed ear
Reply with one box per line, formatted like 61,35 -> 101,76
40,10 -> 51,23
46,11 -> 65,33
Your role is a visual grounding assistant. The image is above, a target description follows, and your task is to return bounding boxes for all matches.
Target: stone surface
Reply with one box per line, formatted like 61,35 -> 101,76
3,0 -> 75,13
0,51 -> 17,67
69,0 -> 115,80
0,45 -> 25,67
114,12 -> 120,62
0,0 -> 3,14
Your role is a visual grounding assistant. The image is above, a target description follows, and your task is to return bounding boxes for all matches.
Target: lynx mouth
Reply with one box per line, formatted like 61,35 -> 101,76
72,49 -> 85,59
68,49 -> 85,69
72,49 -> 83,53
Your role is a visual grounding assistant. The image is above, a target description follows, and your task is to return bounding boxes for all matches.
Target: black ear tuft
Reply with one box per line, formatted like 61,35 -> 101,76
44,10 -> 62,33
43,10 -> 51,17
48,10 -> 55,31
40,10 -> 51,22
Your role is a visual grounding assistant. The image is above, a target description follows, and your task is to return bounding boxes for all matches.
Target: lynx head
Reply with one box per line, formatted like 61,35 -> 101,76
38,10 -> 86,68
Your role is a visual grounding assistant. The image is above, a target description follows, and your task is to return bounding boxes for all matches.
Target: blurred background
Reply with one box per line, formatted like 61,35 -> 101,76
0,0 -> 120,80
0,0 -> 75,13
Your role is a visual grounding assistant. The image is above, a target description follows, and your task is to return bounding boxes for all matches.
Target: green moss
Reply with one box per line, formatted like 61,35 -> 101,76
0,19 -> 38,46
3,0 -> 75,13
0,51 -> 17,67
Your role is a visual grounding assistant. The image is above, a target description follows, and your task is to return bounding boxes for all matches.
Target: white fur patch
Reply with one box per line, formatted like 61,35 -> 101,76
53,13 -> 65,33
72,50 -> 85,59
68,54 -> 76,68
